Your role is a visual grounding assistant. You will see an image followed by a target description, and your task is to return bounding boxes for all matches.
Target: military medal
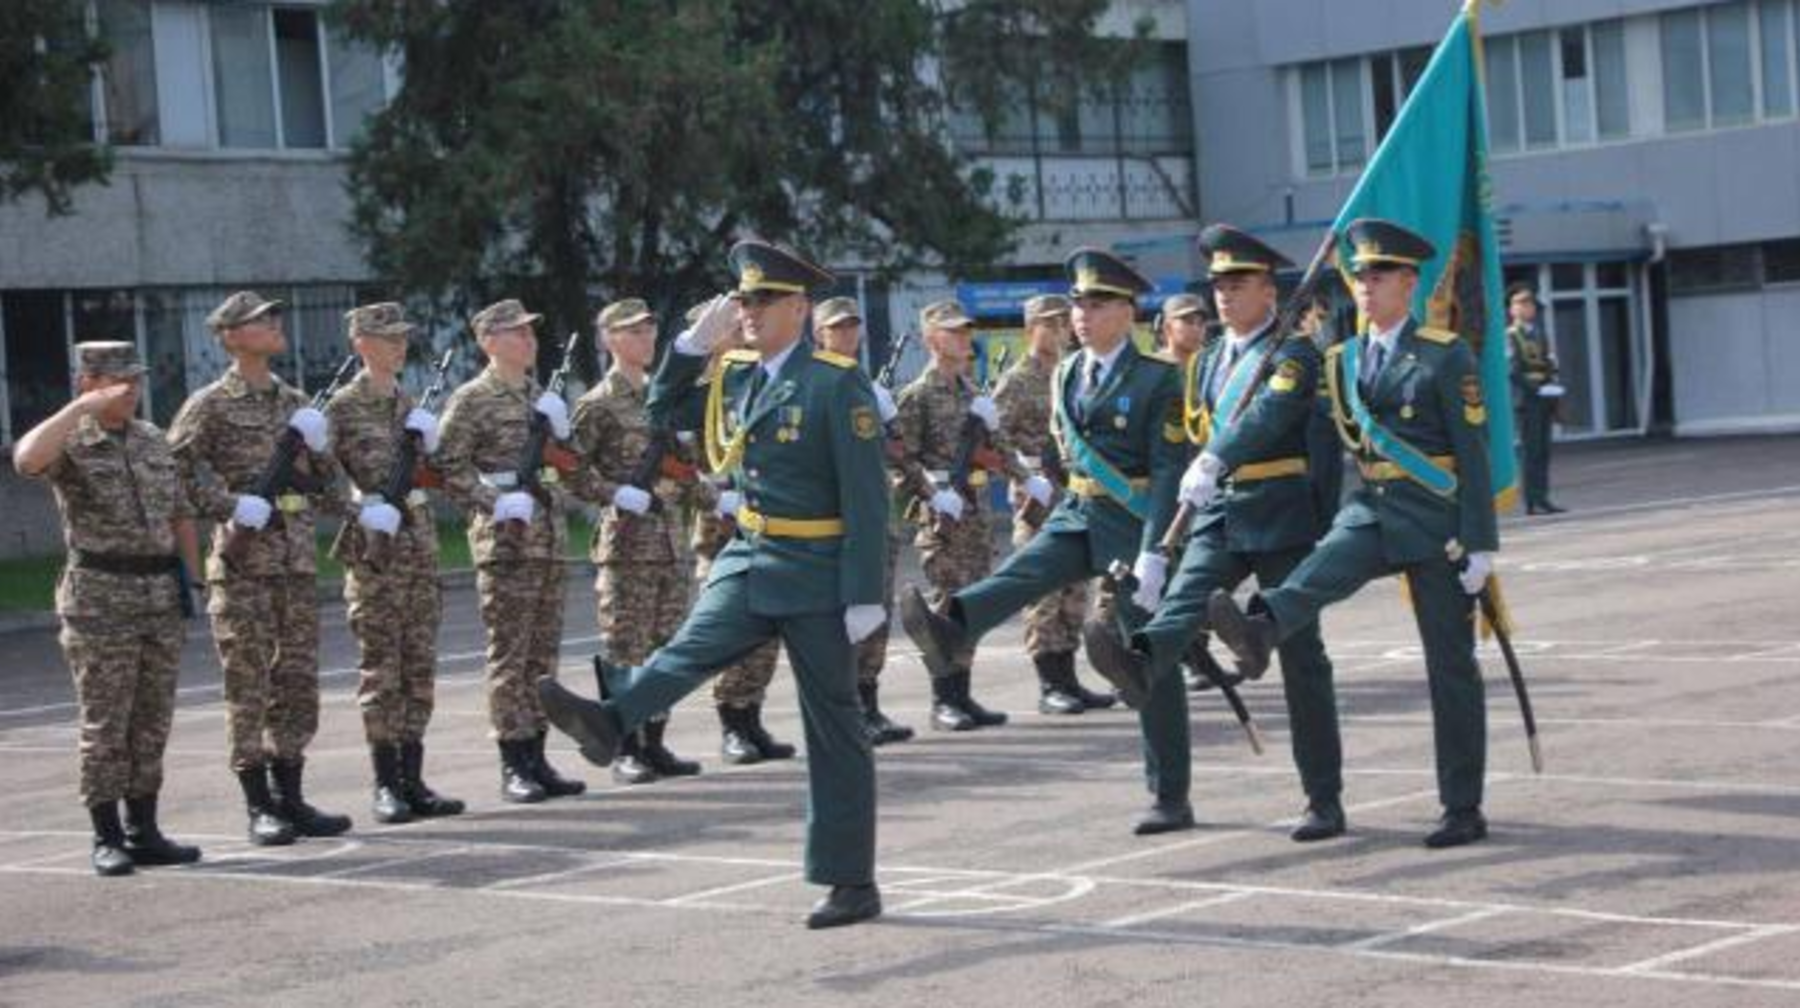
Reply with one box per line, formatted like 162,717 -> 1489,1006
1114,395 -> 1131,429
1401,404 -> 1416,420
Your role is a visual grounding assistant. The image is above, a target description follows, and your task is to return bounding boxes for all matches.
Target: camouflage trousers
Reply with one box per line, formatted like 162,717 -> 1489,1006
477,559 -> 565,742
1013,515 -> 1088,657
702,551 -> 785,710
345,560 -> 441,746
597,560 -> 689,724
210,575 -> 321,772
60,615 -> 183,805
916,507 -> 992,673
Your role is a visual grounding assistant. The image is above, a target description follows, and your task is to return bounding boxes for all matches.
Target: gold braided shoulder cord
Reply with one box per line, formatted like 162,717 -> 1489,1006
702,361 -> 749,475
1323,346 -> 1370,454
1182,351 -> 1211,447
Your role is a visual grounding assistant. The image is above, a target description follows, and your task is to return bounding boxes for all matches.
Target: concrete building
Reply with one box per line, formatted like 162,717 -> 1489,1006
1188,0 -> 1800,438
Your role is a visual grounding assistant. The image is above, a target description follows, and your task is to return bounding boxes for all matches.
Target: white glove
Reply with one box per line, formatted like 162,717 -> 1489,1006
533,393 -> 571,440
612,485 -> 652,515
358,501 -> 402,536
873,385 -> 898,424
493,490 -> 536,524
929,488 -> 965,521
1459,551 -> 1494,596
674,294 -> 736,356
403,408 -> 440,454
968,395 -> 999,432
287,407 -> 329,453
231,494 -> 272,531
716,489 -> 743,518
1179,452 -> 1223,508
1022,474 -> 1053,507
1538,383 -> 1565,398
1130,551 -> 1168,611
844,604 -> 887,644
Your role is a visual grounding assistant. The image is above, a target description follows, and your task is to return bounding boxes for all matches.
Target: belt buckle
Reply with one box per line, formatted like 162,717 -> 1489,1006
406,489 -> 429,508
737,509 -> 765,535
539,467 -> 560,485
275,493 -> 307,514
969,471 -> 989,488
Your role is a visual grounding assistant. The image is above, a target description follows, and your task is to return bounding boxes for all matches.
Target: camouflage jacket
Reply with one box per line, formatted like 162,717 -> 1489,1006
167,366 -> 348,580
569,368 -> 715,565
894,365 -> 1023,511
325,372 -> 435,567
33,416 -> 190,619
435,365 -> 569,565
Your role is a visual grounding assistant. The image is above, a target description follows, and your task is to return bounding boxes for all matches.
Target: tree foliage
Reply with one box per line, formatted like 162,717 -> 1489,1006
0,0 -> 112,216
331,0 -> 1143,369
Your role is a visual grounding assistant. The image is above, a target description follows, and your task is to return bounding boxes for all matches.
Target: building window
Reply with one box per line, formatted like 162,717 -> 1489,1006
211,4 -> 278,148
97,0 -> 159,145
1300,62 -> 1333,173
1709,1 -> 1756,127
1761,0 -> 1795,117
1592,20 -> 1630,139
327,28 -> 387,148
1518,30 -> 1558,149
273,8 -> 327,149
1662,1 -> 1798,133
1763,238 -> 1800,283
1668,244 -> 1763,294
1487,36 -> 1520,153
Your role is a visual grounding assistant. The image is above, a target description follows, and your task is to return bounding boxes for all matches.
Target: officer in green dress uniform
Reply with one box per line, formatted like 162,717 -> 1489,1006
539,240 -> 890,929
899,247 -> 1191,835
1208,218 -> 1500,849
1085,224 -> 1346,842
1506,282 -> 1565,514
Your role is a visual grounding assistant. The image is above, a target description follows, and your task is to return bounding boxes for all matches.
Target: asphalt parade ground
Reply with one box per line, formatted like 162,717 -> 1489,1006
2,435 -> 1797,1007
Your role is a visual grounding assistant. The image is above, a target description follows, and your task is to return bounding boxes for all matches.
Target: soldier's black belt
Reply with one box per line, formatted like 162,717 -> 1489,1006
69,550 -> 181,576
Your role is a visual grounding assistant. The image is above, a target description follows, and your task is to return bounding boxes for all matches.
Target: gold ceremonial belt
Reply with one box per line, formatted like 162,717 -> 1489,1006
1068,475 -> 1151,499
1358,455 -> 1457,483
926,468 -> 988,488
1230,457 -> 1308,483
735,506 -> 845,539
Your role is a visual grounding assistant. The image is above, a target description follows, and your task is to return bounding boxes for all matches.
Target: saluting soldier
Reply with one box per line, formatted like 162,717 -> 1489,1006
1209,219 -> 1500,849
168,292 -> 352,845
811,296 -> 913,745
15,342 -> 203,875
695,300 -> 801,765
1087,226 -> 1346,842
569,297 -> 708,784
540,240 -> 891,929
325,303 -> 464,824
1507,282 -> 1565,515
434,299 -> 586,804
991,294 -> 1115,715
894,301 -> 1014,731
900,249 -> 1190,835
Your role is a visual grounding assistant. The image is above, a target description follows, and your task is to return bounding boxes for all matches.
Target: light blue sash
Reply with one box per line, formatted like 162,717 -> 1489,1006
1342,339 -> 1458,497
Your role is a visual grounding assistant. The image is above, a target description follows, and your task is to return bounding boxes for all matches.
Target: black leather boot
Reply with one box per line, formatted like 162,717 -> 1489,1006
1034,652 -> 1086,715
744,704 -> 796,760
269,758 -> 353,837
719,706 -> 764,765
956,671 -> 1008,728
858,682 -> 914,746
122,794 -> 202,866
929,674 -> 975,732
611,731 -> 661,785
398,741 -> 464,816
370,744 -> 414,824
498,739 -> 546,803
1206,590 -> 1276,681
530,731 -> 588,797
88,802 -> 135,877
236,767 -> 297,846
642,718 -> 701,777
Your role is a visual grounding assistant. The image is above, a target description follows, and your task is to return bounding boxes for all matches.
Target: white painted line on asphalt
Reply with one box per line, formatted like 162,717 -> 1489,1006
1614,924 -> 1800,975
1335,906 -> 1510,952
660,871 -> 805,906
308,844 -> 475,880
481,854 -> 637,891
1099,891 -> 1255,929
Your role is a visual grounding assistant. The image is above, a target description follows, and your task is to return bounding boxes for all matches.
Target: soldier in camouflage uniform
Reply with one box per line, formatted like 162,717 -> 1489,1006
895,300 -> 1020,731
325,303 -> 465,824
993,294 -> 1116,715
698,302 -> 800,765
812,297 -> 913,745
435,299 -> 586,803
570,297 -> 710,784
16,342 -> 204,875
168,291 -> 353,846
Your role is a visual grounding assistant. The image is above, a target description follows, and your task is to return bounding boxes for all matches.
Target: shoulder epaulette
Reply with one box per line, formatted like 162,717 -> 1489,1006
723,349 -> 760,365
812,349 -> 856,369
1325,342 -> 1345,359
1416,327 -> 1459,345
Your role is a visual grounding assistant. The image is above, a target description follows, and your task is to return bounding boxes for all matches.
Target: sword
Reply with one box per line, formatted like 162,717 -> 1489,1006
1450,543 -> 1543,773
1103,559 -> 1264,755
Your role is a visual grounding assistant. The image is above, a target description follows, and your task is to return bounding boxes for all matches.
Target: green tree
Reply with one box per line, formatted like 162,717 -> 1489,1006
0,0 -> 111,215
330,0 -> 1142,374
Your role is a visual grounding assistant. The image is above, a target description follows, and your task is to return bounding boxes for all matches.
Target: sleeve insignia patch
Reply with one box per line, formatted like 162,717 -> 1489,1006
852,406 -> 880,440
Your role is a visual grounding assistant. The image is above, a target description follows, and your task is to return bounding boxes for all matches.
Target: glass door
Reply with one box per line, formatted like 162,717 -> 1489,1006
1508,261 -> 1648,437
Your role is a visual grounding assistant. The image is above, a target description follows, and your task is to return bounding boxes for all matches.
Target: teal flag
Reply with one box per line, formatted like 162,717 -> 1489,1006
1332,2 -> 1518,507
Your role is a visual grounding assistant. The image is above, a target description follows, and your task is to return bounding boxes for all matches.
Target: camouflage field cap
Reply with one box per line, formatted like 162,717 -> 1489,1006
1023,294 -> 1072,322
919,299 -> 975,331
813,297 -> 861,330
206,290 -> 285,333
470,298 -> 543,338
1161,293 -> 1209,320
75,341 -> 147,377
597,298 -> 654,331
345,301 -> 415,341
